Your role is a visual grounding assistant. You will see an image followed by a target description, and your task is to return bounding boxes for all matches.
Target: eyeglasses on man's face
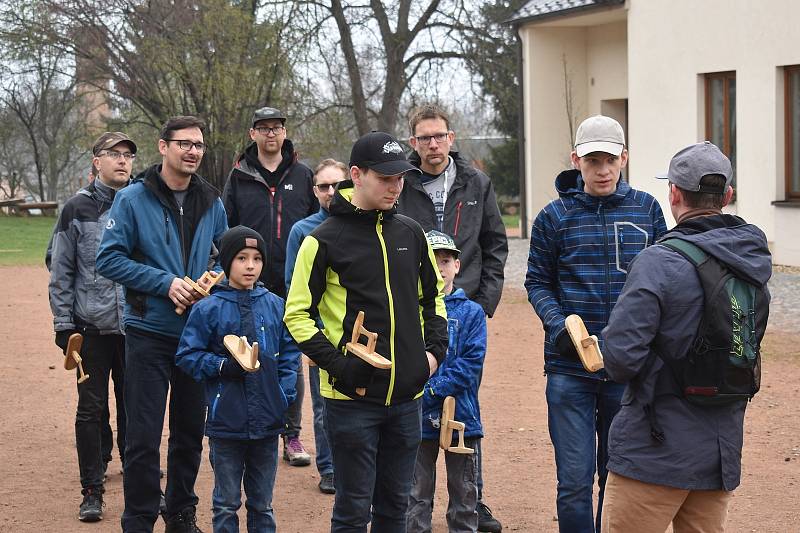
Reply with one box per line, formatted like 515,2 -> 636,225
314,183 -> 337,193
414,132 -> 449,145
165,139 -> 206,152
254,126 -> 285,136
101,151 -> 136,161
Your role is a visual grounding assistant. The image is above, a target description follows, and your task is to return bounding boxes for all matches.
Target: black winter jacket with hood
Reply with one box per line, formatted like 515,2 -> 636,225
222,140 -> 318,297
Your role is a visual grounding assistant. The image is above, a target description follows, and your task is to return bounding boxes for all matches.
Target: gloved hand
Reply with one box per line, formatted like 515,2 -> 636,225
55,330 -> 77,354
219,358 -> 247,379
338,354 -> 376,390
555,331 -> 580,361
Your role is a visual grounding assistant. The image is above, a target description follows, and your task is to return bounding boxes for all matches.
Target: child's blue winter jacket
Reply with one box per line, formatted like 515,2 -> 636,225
421,288 -> 486,441
176,283 -> 300,440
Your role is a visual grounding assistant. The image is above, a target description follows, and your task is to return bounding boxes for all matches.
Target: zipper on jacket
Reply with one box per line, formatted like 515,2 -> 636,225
454,201 -> 463,236
178,204 -> 188,271
376,213 -> 397,405
163,209 -> 171,245
599,203 -> 612,324
277,197 -> 282,239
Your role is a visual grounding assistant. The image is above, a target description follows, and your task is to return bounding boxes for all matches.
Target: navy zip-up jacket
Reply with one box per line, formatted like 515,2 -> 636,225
96,165 -> 228,338
421,288 -> 486,441
176,283 -> 300,440
524,170 -> 667,379
602,214 -> 771,490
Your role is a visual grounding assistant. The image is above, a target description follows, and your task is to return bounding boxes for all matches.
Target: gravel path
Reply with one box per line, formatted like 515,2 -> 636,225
504,236 -> 799,333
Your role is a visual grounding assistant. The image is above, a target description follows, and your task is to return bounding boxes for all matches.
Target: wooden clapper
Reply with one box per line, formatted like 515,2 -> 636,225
175,271 -> 225,315
345,311 -> 392,396
564,314 -> 604,372
223,335 -> 261,372
439,396 -> 474,454
64,333 -> 89,384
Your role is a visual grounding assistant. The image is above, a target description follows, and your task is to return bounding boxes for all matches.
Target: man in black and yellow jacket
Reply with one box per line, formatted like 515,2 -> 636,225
285,131 -> 448,532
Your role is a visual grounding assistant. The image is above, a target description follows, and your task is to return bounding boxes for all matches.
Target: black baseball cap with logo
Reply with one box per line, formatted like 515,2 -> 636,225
349,131 -> 421,177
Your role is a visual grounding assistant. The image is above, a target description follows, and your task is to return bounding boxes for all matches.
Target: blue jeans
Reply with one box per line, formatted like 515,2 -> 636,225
209,436 -> 279,533
325,398 -> 422,533
546,373 -> 624,533
122,327 -> 205,532
309,366 -> 333,475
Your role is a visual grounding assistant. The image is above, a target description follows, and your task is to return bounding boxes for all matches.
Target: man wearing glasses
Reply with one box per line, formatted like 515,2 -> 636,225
97,116 -> 228,532
222,106 -> 318,468
397,104 -> 507,533
47,131 -> 136,523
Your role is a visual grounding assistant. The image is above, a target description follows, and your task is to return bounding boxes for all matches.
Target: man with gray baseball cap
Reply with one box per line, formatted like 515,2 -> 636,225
525,115 -> 667,531
600,141 -> 771,531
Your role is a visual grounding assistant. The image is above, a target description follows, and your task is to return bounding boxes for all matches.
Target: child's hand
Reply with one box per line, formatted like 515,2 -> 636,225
220,358 -> 247,379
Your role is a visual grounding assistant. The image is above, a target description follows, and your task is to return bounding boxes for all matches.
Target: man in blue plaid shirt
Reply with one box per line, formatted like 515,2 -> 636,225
524,115 -> 667,532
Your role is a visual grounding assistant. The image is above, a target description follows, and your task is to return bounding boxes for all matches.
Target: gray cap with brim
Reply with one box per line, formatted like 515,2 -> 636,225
656,141 -> 732,193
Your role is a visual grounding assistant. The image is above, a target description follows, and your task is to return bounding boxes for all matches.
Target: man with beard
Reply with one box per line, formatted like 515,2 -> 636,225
97,116 -> 228,532
222,106 -> 318,467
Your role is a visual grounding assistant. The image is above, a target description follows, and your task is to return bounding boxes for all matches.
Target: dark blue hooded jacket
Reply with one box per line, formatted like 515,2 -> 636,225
176,283 -> 300,440
525,170 -> 667,379
421,288 -> 486,441
603,214 -> 771,490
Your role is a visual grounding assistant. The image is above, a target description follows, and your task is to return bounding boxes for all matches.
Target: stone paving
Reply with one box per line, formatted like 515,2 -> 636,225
503,236 -> 799,333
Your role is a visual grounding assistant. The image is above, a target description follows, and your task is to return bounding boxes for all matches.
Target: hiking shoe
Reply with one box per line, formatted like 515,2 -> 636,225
318,473 -> 335,494
164,506 -> 204,533
477,501 -> 502,532
78,487 -> 104,522
282,436 -> 311,466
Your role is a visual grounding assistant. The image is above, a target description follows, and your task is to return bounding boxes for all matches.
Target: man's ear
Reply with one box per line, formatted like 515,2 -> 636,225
350,166 -> 361,186
669,183 -> 682,207
408,136 -> 417,150
158,139 -> 168,157
722,186 -> 734,207
570,151 -> 580,169
619,149 -> 629,169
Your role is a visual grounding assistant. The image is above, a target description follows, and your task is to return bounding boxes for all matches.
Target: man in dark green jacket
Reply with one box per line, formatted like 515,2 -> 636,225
284,132 -> 448,532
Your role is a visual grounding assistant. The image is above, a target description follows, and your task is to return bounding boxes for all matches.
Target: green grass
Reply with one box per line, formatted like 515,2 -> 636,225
0,215 -> 56,266
502,214 -> 520,229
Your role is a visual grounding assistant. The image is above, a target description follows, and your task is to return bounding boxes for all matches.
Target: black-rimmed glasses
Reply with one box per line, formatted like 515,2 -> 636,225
165,139 -> 206,152
254,126 -> 285,136
414,132 -> 449,145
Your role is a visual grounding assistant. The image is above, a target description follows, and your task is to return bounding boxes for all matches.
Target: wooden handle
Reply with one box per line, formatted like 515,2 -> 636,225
250,342 -> 259,369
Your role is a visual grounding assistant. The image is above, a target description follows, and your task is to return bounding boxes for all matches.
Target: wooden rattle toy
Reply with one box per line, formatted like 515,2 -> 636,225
345,311 -> 392,396
223,335 -> 260,372
565,314 -> 604,372
175,270 -> 224,315
438,396 -> 474,454
63,333 -> 90,384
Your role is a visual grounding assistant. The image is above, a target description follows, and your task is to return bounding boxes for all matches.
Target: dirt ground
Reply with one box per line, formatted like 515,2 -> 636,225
0,265 -> 798,532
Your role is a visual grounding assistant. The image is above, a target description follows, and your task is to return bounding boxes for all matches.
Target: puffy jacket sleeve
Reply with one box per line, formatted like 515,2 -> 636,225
524,204 -> 567,341
475,178 -> 508,317
419,232 -> 448,363
427,302 -> 486,398
283,235 -> 350,377
47,202 -> 78,331
602,247 -> 671,383
176,300 -> 227,382
96,192 -> 174,296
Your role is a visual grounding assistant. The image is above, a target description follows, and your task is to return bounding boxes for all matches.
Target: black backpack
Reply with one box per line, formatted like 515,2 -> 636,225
659,238 -> 769,406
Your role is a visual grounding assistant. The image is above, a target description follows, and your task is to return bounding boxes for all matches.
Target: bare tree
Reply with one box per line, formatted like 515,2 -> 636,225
278,0 -> 479,136
0,108 -> 31,199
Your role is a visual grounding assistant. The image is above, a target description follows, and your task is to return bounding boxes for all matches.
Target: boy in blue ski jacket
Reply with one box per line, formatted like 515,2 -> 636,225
407,230 -> 486,533
177,226 -> 300,533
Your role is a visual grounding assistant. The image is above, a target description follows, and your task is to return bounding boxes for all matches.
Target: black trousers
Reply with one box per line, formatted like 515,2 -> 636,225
75,333 -> 126,490
121,327 -> 205,533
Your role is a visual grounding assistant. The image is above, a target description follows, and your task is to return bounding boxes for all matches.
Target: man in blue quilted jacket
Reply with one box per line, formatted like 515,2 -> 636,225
524,115 -> 667,532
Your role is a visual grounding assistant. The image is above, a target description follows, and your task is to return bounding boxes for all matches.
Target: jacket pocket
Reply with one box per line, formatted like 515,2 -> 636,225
125,287 -> 147,318
613,222 -> 650,273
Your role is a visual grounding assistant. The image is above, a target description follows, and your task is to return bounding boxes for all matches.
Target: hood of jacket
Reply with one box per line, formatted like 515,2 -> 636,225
237,139 -> 298,179
328,179 -> 397,222
662,214 -> 772,286
555,168 -> 632,208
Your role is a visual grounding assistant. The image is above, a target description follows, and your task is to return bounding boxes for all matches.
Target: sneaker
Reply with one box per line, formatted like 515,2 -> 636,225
282,436 -> 311,466
477,501 -> 502,533
78,487 -> 104,522
318,473 -> 335,494
164,506 -> 204,533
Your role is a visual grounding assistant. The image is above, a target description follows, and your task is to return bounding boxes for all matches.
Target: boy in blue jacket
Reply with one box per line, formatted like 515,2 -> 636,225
177,226 -> 300,533
407,230 -> 486,533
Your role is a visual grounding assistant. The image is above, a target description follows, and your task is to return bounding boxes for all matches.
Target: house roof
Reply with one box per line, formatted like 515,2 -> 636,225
508,0 -> 625,25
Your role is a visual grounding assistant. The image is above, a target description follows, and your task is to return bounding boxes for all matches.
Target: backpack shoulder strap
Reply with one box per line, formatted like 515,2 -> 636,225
660,237 -> 708,267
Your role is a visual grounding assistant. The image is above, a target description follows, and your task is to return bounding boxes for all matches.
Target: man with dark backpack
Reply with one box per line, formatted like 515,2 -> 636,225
599,141 -> 771,532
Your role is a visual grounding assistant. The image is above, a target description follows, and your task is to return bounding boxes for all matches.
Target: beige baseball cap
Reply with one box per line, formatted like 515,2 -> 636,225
574,115 -> 625,157
92,131 -> 137,156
